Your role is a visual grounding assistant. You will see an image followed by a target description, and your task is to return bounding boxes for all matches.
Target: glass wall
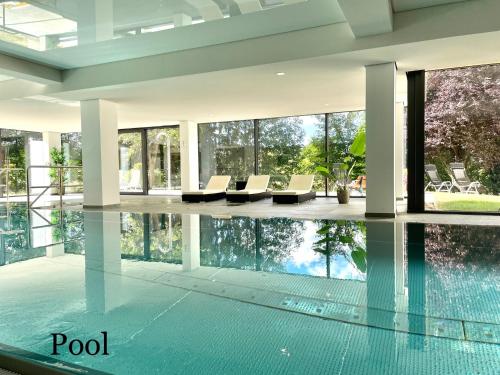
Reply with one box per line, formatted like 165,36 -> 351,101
0,129 -> 42,196
118,131 -> 145,193
199,112 -> 366,197
61,132 -> 82,166
259,115 -> 325,192
62,127 -> 180,196
327,111 -> 366,196
61,132 -> 83,194
424,64 -> 500,212
198,120 -> 255,189
147,127 -> 181,194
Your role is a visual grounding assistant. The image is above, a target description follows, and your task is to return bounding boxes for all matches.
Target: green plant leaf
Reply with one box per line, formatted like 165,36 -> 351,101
349,126 -> 366,156
351,249 -> 367,273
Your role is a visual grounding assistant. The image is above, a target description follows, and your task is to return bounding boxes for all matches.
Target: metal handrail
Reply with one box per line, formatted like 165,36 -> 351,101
26,165 -> 83,208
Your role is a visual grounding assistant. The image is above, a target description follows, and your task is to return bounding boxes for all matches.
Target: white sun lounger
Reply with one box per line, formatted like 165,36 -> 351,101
272,175 -> 316,203
226,175 -> 271,202
182,176 -> 231,202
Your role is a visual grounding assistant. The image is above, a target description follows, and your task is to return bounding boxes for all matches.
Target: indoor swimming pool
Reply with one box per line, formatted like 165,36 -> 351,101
0,206 -> 498,374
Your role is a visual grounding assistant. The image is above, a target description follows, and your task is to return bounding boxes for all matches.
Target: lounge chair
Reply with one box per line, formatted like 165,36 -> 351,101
424,164 -> 452,192
272,175 -> 316,204
449,163 -> 481,194
182,176 -> 231,202
226,175 -> 271,202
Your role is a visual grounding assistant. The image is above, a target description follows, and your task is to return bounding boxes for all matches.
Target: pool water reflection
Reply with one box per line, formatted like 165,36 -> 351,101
0,207 -> 498,374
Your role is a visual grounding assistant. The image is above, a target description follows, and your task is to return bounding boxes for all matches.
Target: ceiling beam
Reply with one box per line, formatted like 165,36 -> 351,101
0,53 -> 62,84
233,0 -> 262,14
185,0 -> 224,21
338,0 -> 393,38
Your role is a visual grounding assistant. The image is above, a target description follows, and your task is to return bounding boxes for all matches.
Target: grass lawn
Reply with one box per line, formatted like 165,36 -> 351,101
430,192 -> 500,212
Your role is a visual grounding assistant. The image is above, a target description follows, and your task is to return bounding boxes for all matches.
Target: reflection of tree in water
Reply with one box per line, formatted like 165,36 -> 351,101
421,224 -> 499,320
0,206 -> 37,264
200,216 -> 305,272
200,216 -> 256,269
258,218 -> 305,272
149,214 -> 182,263
120,213 -> 182,263
424,224 -> 499,270
313,220 -> 367,279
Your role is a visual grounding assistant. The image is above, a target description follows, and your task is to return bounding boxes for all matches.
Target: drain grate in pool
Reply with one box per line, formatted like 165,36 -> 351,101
104,266 -> 500,345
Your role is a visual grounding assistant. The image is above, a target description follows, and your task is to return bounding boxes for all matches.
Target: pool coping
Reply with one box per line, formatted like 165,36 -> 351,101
0,343 -> 110,375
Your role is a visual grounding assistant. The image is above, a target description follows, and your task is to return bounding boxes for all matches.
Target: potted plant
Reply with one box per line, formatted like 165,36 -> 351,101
49,147 -> 66,195
315,126 -> 366,204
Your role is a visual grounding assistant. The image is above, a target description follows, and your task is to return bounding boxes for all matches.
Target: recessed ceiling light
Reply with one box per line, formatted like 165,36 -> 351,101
324,103 -> 330,106
276,72 -> 285,76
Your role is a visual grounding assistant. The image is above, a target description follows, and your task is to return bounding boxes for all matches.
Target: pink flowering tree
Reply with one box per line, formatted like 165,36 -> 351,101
425,65 -> 500,193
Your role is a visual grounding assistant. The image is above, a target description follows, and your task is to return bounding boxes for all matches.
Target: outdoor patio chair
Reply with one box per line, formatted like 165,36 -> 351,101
449,163 -> 481,194
272,175 -> 316,204
424,164 -> 452,192
226,175 -> 271,202
349,175 -> 366,194
182,175 -> 231,202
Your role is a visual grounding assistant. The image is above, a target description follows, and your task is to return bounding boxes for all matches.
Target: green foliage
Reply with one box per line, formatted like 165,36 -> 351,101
316,124 -> 366,191
49,147 -> 66,187
313,220 -> 367,278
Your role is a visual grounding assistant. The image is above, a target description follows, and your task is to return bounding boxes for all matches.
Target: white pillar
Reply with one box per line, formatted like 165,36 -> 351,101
395,222 -> 405,308
180,121 -> 199,191
395,102 -> 405,201
81,99 -> 120,207
77,0 -> 114,44
365,62 -> 396,217
42,131 -> 61,153
173,14 -> 192,27
182,214 -> 200,272
84,211 -> 122,313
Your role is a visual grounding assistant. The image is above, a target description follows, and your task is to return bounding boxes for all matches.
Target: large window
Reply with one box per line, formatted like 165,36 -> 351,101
147,128 -> 181,194
119,131 -> 145,193
259,115 -> 325,192
198,112 -> 366,197
327,111 -> 366,196
424,64 -> 500,213
198,121 -> 255,189
61,132 -> 82,166
0,129 -> 42,196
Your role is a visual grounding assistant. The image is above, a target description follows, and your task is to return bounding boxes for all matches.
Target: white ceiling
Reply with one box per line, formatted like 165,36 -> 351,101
2,27 -> 500,133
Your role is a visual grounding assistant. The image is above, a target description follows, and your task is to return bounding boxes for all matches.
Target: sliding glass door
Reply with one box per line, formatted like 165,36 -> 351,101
118,131 -> 145,194
118,126 -> 181,195
147,127 -> 181,195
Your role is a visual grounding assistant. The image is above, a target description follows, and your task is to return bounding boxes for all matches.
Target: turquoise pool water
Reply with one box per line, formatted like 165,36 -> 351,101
0,206 -> 499,374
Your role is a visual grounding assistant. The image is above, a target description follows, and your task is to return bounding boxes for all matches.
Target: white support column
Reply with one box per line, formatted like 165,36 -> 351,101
395,222 -> 405,309
42,131 -> 61,152
81,99 -> 120,207
365,62 -> 397,217
179,121 -> 199,191
182,214 -> 200,272
173,14 -> 192,27
84,211 -> 122,313
395,102 -> 405,201
77,0 -> 114,44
